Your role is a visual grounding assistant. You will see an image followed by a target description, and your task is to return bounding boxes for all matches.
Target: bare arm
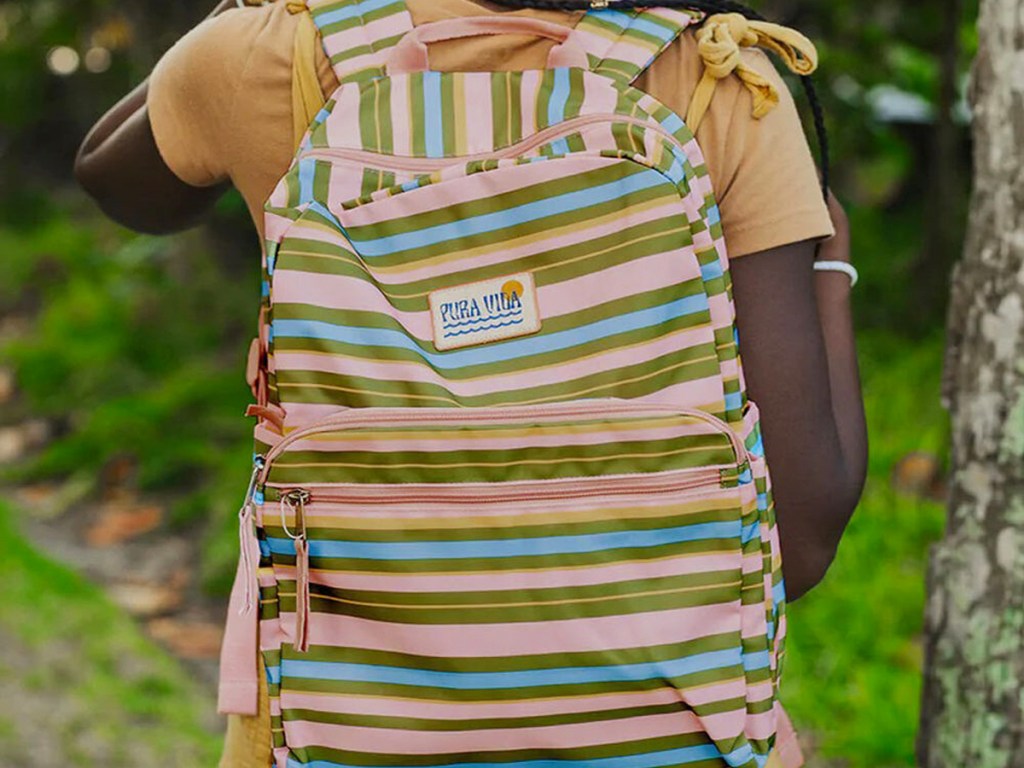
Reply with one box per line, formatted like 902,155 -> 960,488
730,196 -> 867,601
74,0 -> 237,234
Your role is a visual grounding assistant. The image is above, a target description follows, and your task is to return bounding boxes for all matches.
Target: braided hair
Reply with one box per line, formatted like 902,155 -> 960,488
489,0 -> 829,194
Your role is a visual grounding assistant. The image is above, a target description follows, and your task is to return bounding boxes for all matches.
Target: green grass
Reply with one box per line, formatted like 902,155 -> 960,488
0,501 -> 223,766
784,333 -> 948,766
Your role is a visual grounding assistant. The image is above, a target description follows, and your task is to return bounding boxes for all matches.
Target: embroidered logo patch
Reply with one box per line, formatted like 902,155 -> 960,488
429,272 -> 542,351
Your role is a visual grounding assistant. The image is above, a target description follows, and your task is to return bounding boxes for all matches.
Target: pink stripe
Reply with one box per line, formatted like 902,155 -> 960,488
579,72 -> 627,115
276,549 -> 741,594
520,70 -> 539,133
279,686 -> 683,720
287,602 -> 742,657
685,679 -> 748,708
293,196 -> 684,289
700,709 -> 769,743
285,710 -> 708,753
391,77 -> 412,156
629,379 -> 726,414
340,155 -> 601,227
326,85 -> 364,149
463,75 -> 494,155
274,322 -> 716,404
277,421 -> 725,455
277,375 -> 726,429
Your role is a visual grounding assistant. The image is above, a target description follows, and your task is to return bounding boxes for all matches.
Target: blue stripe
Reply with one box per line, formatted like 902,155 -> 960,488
312,0 -> 400,28
350,170 -> 666,256
742,650 -> 771,672
707,204 -> 722,226
724,390 -> 743,413
750,434 -> 765,459
589,9 -> 635,30
629,16 -> 678,42
700,260 -> 724,282
288,743 -> 726,768
298,158 -> 315,205
272,292 -> 709,370
773,579 -> 786,606
266,519 -> 743,561
423,71 -> 444,158
279,648 -> 742,689
548,138 -> 571,156
741,521 -> 759,545
548,68 -> 571,125
660,112 -> 686,135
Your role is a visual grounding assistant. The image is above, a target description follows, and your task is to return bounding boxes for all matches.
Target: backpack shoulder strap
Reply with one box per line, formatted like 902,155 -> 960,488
306,0 -> 415,86
564,7 -> 702,87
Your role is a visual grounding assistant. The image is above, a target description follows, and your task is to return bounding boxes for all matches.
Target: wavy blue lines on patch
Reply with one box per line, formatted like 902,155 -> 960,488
443,308 -> 523,330
444,317 -> 525,338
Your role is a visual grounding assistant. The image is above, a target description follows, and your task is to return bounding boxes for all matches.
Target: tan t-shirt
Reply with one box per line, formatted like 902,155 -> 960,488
148,0 -> 833,258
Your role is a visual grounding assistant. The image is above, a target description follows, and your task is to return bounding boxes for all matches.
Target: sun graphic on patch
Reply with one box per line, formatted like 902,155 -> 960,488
501,280 -> 524,301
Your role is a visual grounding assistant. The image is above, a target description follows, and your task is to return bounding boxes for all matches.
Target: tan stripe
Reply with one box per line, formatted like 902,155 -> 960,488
305,498 -> 738,531
281,443 -> 721,471
281,578 -> 743,611
292,415 -> 719,443
280,548 -> 739,581
276,324 -> 710,387
276,352 -> 721,409
277,216 -> 688,297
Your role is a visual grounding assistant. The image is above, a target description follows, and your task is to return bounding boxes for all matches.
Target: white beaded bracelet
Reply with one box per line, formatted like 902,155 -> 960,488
814,260 -> 859,288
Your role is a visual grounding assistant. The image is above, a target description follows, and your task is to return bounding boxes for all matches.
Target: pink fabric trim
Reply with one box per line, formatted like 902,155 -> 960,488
216,554 -> 259,716
387,16 -> 588,75
774,705 -> 806,767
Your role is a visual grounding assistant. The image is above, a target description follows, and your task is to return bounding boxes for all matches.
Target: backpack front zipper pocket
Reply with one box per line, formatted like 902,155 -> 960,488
247,398 -> 776,767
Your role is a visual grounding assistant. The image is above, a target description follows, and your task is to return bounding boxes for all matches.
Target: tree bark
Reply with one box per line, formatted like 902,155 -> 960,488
919,0 -> 1024,765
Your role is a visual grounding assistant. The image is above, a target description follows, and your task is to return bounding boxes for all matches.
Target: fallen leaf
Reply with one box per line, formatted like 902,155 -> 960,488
85,503 -> 164,547
146,618 -> 224,660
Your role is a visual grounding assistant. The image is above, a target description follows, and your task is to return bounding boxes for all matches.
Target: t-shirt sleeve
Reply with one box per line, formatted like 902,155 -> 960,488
641,36 -> 835,259
147,9 -> 259,188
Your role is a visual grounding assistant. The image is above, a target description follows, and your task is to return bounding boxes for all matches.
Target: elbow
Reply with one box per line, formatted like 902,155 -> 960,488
779,476 -> 864,603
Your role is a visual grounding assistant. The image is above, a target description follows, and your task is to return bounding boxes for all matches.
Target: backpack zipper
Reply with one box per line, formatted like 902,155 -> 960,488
257,400 -> 747,485
295,113 -> 687,172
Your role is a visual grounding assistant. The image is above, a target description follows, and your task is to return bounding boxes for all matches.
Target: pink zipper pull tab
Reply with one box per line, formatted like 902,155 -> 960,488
237,455 -> 266,616
281,489 -> 312,653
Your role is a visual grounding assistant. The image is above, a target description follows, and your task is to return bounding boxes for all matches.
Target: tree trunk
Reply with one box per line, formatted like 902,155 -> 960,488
918,0 -> 1024,765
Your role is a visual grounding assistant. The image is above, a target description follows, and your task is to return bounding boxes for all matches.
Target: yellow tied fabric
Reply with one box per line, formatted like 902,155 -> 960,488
288,0 -> 327,151
685,13 -> 818,133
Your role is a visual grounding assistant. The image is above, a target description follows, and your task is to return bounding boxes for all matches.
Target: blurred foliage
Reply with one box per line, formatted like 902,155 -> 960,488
0,500 -> 222,765
785,334 -> 948,767
0,0 -> 977,764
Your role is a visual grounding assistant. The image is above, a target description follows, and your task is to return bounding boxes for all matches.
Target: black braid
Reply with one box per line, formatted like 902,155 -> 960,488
489,0 -> 830,195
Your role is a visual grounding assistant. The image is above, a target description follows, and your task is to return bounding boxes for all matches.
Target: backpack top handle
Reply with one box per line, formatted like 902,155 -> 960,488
387,16 -> 590,75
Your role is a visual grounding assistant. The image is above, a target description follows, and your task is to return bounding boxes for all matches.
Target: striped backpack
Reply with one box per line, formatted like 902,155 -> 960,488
219,2 -> 817,767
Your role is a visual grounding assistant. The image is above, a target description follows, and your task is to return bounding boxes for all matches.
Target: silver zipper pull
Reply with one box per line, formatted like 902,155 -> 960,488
280,489 -> 310,540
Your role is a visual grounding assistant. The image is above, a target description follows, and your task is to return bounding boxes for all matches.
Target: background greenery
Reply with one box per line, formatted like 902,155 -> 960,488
0,0 -> 975,765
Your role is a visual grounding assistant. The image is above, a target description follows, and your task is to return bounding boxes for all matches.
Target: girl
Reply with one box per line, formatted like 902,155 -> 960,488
76,1 -> 867,765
